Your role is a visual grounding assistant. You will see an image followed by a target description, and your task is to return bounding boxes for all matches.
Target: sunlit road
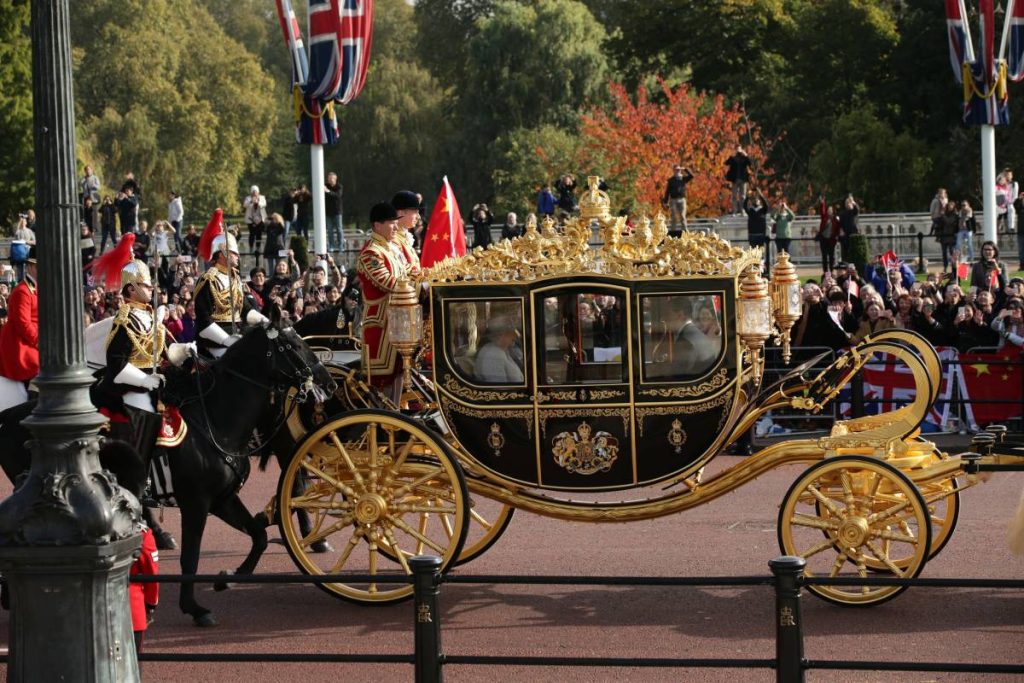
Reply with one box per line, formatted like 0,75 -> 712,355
2,446 -> 1024,682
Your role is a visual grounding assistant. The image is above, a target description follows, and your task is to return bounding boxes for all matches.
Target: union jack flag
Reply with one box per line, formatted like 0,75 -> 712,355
838,349 -> 957,433
946,0 -> 974,83
1008,0 -> 1024,80
275,0 -> 308,87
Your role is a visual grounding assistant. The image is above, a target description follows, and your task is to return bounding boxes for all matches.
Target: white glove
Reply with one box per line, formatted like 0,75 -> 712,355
166,342 -> 197,366
198,322 -> 231,346
225,334 -> 243,347
246,309 -> 270,328
141,373 -> 164,391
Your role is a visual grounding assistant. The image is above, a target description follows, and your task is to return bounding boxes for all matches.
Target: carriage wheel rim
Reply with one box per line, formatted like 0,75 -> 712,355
277,410 -> 469,603
778,455 -> 932,607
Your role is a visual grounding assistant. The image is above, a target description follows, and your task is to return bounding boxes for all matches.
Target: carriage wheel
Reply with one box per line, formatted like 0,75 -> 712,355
277,409 -> 469,604
373,472 -> 514,567
778,455 -> 931,606
455,486 -> 514,567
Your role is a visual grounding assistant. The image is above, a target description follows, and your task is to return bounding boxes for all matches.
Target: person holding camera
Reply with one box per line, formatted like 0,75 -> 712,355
970,241 -> 1008,293
662,164 -> 694,236
99,195 -> 118,252
263,212 -> 287,274
725,146 -> 751,215
244,185 -> 268,257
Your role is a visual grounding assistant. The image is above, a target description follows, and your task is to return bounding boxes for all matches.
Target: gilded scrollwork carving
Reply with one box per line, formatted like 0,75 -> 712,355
638,369 -> 730,399
635,392 -> 732,437
443,402 -> 534,438
539,407 -> 630,437
423,177 -> 761,285
441,374 -> 527,403
537,388 -> 625,403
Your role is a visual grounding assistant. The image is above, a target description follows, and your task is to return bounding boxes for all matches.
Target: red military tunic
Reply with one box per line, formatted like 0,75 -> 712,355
357,231 -> 420,386
0,277 -> 39,381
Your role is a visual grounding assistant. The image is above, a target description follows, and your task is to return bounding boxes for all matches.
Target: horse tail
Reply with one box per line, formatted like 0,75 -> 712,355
1008,485 -> 1024,555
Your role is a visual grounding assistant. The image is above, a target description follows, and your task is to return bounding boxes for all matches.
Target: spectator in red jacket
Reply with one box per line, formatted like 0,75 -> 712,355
0,247 -> 39,383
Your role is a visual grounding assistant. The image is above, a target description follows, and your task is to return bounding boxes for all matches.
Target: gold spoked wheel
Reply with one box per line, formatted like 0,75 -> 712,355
277,410 -> 469,604
778,455 -> 931,606
456,485 -> 514,567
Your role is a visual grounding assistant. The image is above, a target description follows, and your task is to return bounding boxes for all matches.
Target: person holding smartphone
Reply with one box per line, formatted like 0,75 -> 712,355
992,298 -> 1024,349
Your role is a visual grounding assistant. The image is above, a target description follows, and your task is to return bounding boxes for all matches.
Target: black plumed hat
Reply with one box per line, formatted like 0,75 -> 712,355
369,202 -> 398,223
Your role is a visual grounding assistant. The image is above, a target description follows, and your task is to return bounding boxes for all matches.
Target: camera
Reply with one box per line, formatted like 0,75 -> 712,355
18,213 -> 27,220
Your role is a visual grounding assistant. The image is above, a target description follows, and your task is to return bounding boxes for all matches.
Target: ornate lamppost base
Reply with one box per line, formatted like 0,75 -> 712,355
0,536 -> 142,682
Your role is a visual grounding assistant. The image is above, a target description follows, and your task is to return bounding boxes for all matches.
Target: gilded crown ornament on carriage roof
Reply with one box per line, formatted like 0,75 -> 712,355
423,176 -> 762,284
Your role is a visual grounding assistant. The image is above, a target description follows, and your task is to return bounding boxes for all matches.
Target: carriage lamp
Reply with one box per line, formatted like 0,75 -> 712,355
770,252 -> 802,365
737,264 -> 771,378
388,277 -> 423,393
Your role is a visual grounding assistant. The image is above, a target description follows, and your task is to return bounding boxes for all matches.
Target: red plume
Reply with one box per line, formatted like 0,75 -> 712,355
198,208 -> 224,262
89,233 -> 136,290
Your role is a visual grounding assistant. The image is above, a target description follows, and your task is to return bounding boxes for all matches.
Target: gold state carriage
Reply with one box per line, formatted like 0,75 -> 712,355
274,178 -> 1019,607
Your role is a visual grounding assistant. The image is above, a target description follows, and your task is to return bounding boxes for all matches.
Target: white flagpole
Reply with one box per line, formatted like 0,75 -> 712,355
982,126 -> 998,243
311,144 -> 327,256
1001,0 -> 1017,61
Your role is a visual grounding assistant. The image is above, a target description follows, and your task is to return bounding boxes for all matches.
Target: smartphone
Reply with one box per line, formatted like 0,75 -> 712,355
957,306 -> 966,318
278,249 -> 289,257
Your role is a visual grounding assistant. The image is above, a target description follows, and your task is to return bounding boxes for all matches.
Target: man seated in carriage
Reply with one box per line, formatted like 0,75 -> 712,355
473,317 -> 524,384
649,297 -> 720,378
357,201 -> 422,406
194,229 -> 269,358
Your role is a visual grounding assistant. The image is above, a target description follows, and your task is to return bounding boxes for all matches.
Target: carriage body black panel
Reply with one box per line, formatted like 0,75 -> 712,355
432,275 -> 741,492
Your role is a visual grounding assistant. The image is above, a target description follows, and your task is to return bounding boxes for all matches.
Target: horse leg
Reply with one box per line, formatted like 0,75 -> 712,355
177,500 -> 217,627
210,494 -> 268,590
274,450 -> 332,553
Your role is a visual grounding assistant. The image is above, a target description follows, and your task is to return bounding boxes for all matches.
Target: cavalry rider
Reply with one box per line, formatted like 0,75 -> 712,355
93,257 -> 195,464
357,202 -> 422,405
195,211 -> 269,358
0,246 -> 39,406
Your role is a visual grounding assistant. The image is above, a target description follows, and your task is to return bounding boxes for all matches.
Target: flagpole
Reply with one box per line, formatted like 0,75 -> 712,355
982,124 -> 998,243
1000,0 -> 1017,60
311,143 -> 327,256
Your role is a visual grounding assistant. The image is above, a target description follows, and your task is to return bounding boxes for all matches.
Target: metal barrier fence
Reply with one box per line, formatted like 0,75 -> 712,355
8,558 -> 1002,682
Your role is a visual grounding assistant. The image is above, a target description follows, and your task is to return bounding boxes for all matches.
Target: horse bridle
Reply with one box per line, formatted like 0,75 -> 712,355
188,327 -> 326,459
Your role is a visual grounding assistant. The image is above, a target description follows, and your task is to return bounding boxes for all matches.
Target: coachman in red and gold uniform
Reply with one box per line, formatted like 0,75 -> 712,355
357,202 -> 421,400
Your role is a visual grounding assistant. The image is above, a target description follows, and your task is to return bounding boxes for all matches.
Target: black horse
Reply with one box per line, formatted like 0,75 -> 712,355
0,321 -> 334,627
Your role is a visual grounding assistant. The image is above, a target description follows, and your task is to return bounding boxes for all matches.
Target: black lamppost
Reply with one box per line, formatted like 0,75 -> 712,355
0,1 -> 142,681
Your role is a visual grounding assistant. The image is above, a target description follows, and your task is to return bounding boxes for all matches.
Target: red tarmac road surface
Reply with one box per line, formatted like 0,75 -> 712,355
2,453 -> 1024,683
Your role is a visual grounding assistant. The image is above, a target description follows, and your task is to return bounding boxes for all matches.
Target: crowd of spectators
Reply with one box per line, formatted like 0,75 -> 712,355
792,244 -> 1023,355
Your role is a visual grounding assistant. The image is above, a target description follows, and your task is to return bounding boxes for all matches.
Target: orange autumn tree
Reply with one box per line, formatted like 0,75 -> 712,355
580,80 -> 780,216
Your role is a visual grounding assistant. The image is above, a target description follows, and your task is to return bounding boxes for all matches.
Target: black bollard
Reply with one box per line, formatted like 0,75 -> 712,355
916,232 -> 925,274
769,556 -> 806,683
411,555 -> 444,683
850,371 -> 865,418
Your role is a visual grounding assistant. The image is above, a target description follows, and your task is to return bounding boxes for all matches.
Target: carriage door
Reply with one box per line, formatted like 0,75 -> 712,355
531,285 -> 634,490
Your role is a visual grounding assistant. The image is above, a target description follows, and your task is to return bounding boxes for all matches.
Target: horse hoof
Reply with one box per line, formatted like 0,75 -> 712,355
193,613 -> 218,628
213,570 -> 233,592
310,540 -> 334,554
154,531 -> 178,550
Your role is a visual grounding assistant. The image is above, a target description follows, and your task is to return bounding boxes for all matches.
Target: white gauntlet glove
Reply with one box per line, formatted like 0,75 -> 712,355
225,334 -> 243,347
140,373 -> 164,391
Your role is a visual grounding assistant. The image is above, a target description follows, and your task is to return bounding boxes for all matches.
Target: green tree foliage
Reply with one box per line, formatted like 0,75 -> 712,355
0,1 -> 33,226
491,124 -> 584,216
325,55 -> 449,223
69,0 -> 277,215
466,0 -> 608,138
808,108 -> 932,212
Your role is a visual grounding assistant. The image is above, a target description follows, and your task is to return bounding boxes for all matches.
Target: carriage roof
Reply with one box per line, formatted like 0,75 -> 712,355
424,177 -> 763,288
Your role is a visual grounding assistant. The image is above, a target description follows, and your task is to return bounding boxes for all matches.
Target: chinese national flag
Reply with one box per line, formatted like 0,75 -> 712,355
957,262 -> 969,281
960,350 -> 1023,427
990,268 -> 1000,290
420,176 -> 466,269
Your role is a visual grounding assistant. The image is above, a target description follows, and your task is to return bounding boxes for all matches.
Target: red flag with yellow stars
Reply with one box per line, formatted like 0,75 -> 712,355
420,176 -> 466,269
959,349 -> 1023,428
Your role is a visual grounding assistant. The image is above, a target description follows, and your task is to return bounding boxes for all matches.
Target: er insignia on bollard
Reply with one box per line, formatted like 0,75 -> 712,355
417,603 -> 433,623
779,606 -> 796,627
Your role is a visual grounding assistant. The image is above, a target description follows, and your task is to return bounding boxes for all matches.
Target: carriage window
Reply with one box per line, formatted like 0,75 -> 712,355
538,291 -> 626,385
445,300 -> 526,386
641,294 -> 724,381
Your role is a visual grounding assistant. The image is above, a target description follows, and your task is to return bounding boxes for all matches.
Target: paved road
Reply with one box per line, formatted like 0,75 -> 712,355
2,446 -> 1024,683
